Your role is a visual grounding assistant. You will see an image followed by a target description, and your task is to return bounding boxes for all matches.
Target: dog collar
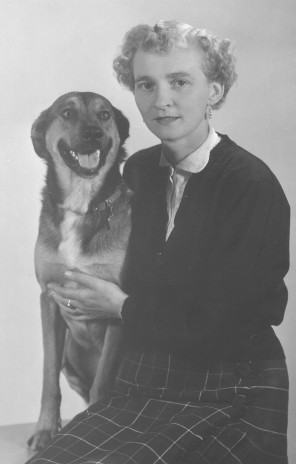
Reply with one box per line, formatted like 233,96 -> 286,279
57,182 -> 131,228
92,189 -> 123,223
92,185 -> 132,228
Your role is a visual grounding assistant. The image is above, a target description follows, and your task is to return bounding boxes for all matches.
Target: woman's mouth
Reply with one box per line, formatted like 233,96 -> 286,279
154,116 -> 180,125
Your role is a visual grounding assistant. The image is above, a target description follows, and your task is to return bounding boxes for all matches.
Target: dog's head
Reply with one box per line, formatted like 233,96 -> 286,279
31,92 -> 129,178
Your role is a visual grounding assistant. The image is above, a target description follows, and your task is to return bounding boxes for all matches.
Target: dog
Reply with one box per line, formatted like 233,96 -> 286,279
27,92 -> 132,451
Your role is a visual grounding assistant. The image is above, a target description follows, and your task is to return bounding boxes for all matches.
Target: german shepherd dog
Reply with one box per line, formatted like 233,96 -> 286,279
28,92 -> 132,451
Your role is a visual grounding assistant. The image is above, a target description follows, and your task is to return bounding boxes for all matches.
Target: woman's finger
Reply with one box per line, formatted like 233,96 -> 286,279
49,291 -> 116,319
49,291 -> 77,307
49,289 -> 102,312
64,271 -> 104,290
51,295 -> 93,318
47,283 -> 89,301
49,291 -> 92,312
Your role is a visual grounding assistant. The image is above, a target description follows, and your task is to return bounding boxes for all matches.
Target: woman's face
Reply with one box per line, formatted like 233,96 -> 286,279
132,46 -> 222,155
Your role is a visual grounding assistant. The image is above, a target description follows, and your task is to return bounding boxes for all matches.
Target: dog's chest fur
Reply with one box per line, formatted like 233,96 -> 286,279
58,182 -> 93,269
59,211 -> 82,268
58,206 -> 129,278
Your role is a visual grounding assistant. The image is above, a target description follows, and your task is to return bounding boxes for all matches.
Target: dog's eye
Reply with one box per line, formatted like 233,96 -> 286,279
62,109 -> 73,119
99,111 -> 110,120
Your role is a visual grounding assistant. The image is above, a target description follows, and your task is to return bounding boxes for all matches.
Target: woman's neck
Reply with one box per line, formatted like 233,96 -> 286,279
161,124 -> 210,165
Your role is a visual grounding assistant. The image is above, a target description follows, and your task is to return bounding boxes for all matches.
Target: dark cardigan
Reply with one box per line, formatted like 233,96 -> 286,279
121,134 -> 290,364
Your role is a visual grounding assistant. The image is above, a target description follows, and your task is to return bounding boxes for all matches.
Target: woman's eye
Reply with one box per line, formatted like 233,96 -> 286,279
62,109 -> 72,119
136,82 -> 154,91
99,111 -> 110,120
173,79 -> 188,88
143,83 -> 154,90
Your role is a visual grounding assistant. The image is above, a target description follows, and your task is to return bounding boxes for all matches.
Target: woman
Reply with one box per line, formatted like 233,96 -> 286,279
27,21 -> 290,464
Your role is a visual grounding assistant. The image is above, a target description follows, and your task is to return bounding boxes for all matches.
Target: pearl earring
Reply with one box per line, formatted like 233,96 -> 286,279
208,105 -> 213,119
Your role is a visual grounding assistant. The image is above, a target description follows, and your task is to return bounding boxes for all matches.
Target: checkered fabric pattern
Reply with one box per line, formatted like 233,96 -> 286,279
26,351 -> 288,464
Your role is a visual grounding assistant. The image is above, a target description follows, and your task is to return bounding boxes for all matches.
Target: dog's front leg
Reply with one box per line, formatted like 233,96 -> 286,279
89,324 -> 123,404
28,291 -> 66,451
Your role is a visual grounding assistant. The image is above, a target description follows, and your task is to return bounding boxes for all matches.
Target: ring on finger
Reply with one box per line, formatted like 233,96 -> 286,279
66,299 -> 75,309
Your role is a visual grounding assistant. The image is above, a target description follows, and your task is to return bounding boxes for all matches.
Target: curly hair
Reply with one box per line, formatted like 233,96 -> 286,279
113,20 -> 238,109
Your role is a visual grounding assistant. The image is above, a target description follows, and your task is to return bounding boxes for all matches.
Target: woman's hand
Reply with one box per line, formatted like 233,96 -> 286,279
47,271 -> 128,319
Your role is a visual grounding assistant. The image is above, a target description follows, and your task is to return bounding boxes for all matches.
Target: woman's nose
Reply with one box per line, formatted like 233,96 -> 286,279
153,86 -> 173,109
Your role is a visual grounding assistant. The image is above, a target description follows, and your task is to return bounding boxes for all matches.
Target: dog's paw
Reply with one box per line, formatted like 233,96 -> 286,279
27,429 -> 57,451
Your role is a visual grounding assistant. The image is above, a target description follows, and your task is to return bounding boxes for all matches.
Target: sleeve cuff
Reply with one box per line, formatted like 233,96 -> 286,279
121,295 -> 141,327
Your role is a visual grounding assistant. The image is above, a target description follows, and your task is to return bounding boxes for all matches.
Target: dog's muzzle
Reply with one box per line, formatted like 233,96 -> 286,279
58,139 -> 104,177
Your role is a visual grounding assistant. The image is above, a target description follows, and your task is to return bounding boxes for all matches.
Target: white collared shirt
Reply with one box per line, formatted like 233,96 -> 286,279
159,127 -> 221,239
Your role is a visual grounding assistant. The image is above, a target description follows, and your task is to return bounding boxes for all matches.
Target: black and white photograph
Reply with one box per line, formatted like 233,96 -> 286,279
0,1 -> 295,463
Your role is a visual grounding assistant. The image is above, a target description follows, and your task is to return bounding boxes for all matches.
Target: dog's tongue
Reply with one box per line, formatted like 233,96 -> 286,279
78,150 -> 100,169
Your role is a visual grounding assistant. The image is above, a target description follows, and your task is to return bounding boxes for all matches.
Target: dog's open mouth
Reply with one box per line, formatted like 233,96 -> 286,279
58,140 -> 103,177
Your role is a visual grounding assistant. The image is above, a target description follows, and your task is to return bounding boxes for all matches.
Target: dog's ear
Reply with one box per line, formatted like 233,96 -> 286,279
112,107 -> 130,145
31,109 -> 51,159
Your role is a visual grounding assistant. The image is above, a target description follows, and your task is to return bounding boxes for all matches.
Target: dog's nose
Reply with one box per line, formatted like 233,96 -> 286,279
82,126 -> 104,141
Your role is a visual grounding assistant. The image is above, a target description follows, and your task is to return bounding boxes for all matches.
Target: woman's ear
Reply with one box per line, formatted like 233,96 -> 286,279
208,82 -> 224,107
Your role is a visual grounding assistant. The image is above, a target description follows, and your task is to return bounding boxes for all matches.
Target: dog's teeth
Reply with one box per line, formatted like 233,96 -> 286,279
70,150 -> 78,160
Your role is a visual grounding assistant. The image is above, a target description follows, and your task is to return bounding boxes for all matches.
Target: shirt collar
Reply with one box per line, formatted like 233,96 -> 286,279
159,126 -> 221,174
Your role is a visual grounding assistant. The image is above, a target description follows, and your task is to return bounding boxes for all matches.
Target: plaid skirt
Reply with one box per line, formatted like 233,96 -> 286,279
26,350 -> 289,464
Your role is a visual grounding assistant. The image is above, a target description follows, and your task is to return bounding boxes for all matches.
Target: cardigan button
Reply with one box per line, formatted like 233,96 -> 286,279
157,251 -> 164,265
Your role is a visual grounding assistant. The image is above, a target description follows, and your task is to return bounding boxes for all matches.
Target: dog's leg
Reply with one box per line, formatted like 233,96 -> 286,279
89,323 -> 123,404
28,291 -> 66,451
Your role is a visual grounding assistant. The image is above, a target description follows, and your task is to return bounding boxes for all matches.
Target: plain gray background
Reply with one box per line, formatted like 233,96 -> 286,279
0,0 -> 295,460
